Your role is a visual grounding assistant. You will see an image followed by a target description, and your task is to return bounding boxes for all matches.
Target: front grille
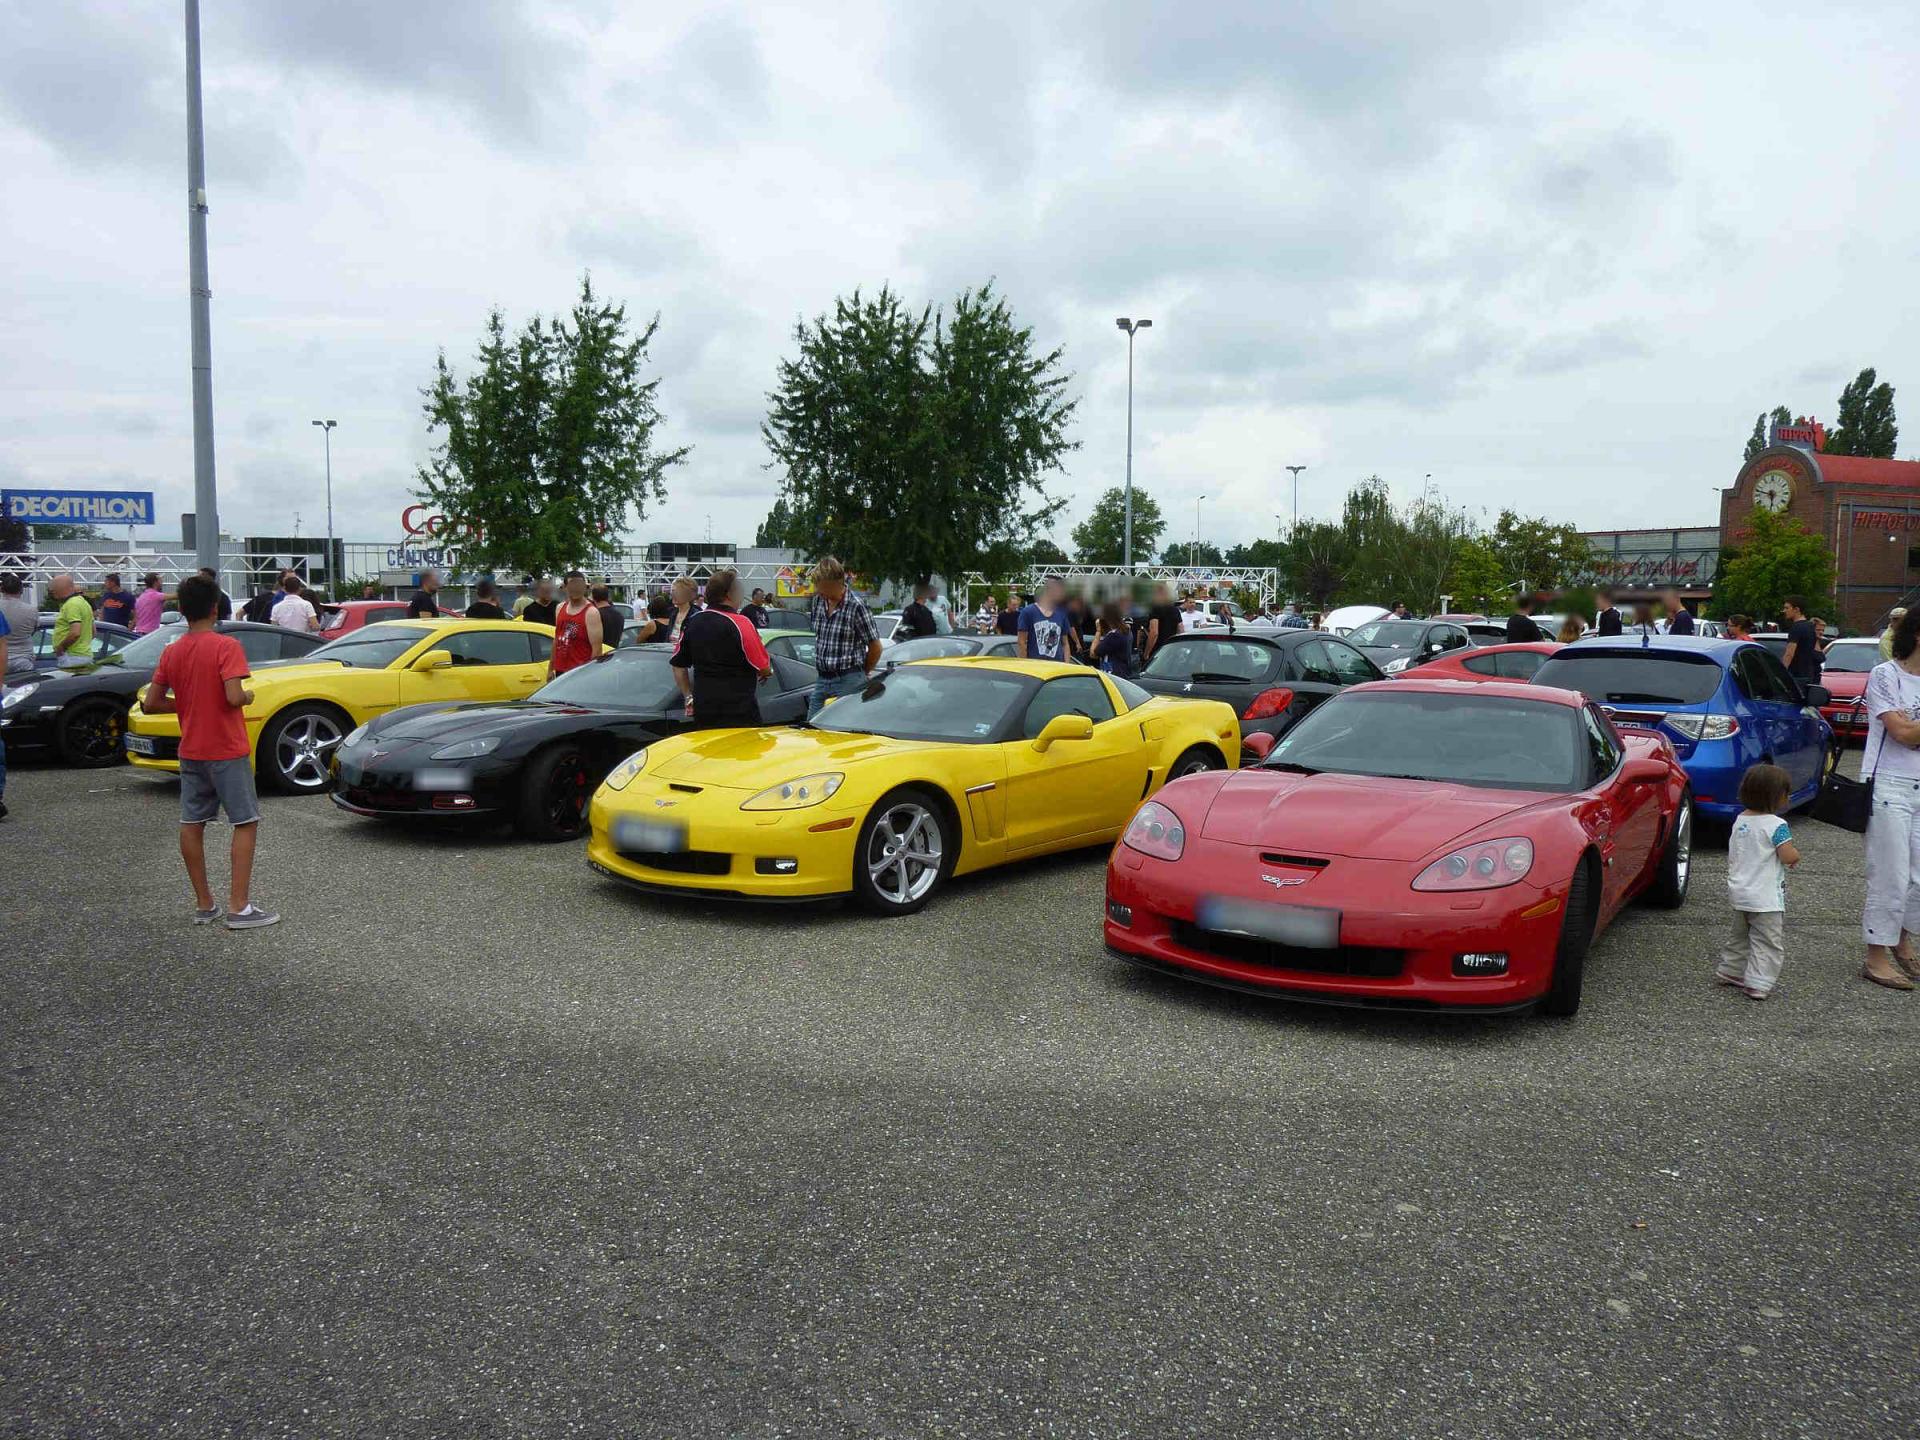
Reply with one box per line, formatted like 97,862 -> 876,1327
1169,919 -> 1404,978
618,848 -> 731,876
341,780 -> 428,812
131,734 -> 181,760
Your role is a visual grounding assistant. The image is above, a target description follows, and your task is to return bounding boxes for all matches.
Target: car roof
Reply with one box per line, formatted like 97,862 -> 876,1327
1452,641 -> 1559,654
1354,676 -> 1583,707
1561,633 -> 1747,656
919,656 -> 1092,677
1163,626 -> 1294,645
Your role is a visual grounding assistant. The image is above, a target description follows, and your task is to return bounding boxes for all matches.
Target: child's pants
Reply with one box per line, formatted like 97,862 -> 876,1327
1717,910 -> 1785,994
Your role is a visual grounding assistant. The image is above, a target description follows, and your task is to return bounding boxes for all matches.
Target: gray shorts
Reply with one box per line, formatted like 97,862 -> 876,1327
180,757 -> 261,826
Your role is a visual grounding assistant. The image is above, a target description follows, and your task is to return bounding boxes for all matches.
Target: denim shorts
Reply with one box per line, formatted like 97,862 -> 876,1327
180,757 -> 261,826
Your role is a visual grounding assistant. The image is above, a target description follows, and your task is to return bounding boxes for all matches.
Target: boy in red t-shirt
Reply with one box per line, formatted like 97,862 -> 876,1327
142,575 -> 279,929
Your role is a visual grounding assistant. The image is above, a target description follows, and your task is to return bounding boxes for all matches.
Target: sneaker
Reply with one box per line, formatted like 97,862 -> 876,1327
192,906 -> 222,925
1713,972 -> 1745,988
224,904 -> 281,931
1743,987 -> 1772,1001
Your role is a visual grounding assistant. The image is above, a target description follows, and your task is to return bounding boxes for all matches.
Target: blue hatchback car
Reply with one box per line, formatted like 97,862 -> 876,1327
1530,635 -> 1834,820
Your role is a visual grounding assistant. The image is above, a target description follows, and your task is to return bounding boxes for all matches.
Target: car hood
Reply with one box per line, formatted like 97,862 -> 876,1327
368,699 -> 657,745
651,725 -> 939,789
1198,769 -> 1546,861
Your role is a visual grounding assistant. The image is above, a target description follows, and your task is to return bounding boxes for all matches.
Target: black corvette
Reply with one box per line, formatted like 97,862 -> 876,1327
0,621 -> 322,766
329,643 -> 821,840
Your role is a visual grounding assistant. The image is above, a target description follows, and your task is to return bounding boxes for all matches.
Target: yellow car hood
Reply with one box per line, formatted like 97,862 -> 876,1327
652,726 -> 941,790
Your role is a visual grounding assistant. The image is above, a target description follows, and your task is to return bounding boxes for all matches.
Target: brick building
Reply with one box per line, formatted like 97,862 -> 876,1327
1722,418 -> 1920,631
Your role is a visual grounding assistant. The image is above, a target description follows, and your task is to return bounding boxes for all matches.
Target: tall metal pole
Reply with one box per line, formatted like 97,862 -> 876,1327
313,419 -> 337,597
1285,465 -> 1307,538
185,0 -> 219,573
1124,330 -> 1134,569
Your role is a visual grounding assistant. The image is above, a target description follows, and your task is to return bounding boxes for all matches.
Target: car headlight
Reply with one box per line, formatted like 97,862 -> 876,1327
429,736 -> 500,760
1121,800 -> 1186,861
603,748 -> 649,791
1,683 -> 38,711
1382,656 -> 1412,674
741,773 -> 844,810
1412,836 -> 1534,891
342,723 -> 369,748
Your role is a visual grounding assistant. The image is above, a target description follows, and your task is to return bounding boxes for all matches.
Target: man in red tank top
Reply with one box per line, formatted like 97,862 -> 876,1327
549,570 -> 604,678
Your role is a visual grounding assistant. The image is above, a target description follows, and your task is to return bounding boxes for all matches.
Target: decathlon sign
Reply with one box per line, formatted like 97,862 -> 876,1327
4,488 -> 156,526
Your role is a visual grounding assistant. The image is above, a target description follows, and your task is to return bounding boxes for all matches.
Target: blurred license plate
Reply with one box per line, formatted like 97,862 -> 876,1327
612,816 -> 688,853
123,735 -> 156,756
1196,897 -> 1341,949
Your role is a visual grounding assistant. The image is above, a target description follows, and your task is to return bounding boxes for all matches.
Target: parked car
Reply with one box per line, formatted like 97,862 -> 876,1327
318,599 -> 414,640
1,621 -> 322,766
881,634 -> 1021,668
1530,635 -> 1831,820
332,640 -> 821,840
23,617 -> 135,673
1133,628 -> 1383,749
1104,678 -> 1692,1017
1413,641 -> 1560,683
1815,637 -> 1878,736
1343,617 -> 1477,675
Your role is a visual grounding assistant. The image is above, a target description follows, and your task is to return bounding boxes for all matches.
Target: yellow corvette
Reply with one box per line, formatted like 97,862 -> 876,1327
586,657 -> 1242,915
126,619 -> 556,794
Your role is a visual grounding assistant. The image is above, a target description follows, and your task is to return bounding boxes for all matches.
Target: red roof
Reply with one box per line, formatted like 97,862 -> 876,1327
1815,454 -> 1920,490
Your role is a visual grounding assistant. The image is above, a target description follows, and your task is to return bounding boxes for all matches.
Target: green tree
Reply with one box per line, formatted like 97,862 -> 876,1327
1711,509 -> 1835,620
1070,486 -> 1165,566
1745,404 -> 1794,461
1225,538 -> 1288,568
1827,367 -> 1898,458
1487,510 -> 1591,592
416,275 -> 687,574
754,496 -> 806,548
1288,520 -> 1350,609
1162,540 -> 1226,568
1026,537 -> 1070,567
761,283 -> 1077,585
1443,535 -> 1506,610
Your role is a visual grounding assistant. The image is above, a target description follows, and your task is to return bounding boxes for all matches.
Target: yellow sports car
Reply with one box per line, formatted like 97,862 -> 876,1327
586,657 -> 1242,915
126,619 -> 557,794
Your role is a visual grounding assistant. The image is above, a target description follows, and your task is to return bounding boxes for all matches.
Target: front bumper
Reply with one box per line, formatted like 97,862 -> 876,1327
0,708 -> 58,753
125,730 -> 182,773
585,786 -> 864,901
330,752 -> 517,817
1103,837 -> 1565,1010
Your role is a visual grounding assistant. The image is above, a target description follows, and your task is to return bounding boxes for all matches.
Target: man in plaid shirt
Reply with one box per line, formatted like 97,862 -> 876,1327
807,556 -> 883,720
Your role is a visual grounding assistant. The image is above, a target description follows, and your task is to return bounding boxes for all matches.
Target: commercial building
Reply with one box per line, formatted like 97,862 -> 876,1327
1577,527 -> 1719,605
1722,417 -> 1920,631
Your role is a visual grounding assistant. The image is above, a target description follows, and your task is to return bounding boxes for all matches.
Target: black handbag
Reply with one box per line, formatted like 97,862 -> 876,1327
1808,698 -> 1874,832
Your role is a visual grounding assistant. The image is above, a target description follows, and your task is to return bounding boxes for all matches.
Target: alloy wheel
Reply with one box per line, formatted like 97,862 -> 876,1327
547,756 -> 589,832
276,713 -> 343,789
866,801 -> 943,906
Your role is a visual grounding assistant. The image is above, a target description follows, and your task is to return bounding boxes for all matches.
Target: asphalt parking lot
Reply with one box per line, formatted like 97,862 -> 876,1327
4,759 -> 1917,1438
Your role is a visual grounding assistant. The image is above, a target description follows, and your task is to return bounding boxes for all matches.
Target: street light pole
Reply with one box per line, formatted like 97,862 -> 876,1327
1285,465 -> 1307,538
184,0 -> 220,573
1193,493 -> 1205,568
312,419 -> 337,597
1114,317 -> 1152,569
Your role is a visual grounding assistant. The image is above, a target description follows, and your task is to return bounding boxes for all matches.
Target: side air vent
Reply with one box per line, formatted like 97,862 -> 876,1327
1260,853 -> 1330,869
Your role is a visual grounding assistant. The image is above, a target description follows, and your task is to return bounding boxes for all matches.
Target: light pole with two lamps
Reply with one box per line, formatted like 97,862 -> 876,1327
1115,317 -> 1152,569
311,419 -> 337,599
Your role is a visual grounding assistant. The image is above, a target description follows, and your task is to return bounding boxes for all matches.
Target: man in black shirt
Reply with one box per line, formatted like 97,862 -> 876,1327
671,570 -> 772,727
741,588 -> 771,628
1505,593 -> 1545,644
407,570 -> 441,618
591,584 -> 622,648
196,567 -> 233,621
519,577 -> 557,627
899,583 -> 938,639
1780,595 -> 1822,686
1144,583 -> 1183,662
1595,587 -> 1623,636
463,578 -> 506,620
1660,587 -> 1694,636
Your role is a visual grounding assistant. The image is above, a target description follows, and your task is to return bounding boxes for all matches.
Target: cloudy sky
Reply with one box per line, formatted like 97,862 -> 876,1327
3,0 -> 1916,557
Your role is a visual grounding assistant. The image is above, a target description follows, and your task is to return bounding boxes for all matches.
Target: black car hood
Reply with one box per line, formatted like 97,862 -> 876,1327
11,664 -> 153,700
364,698 -> 672,746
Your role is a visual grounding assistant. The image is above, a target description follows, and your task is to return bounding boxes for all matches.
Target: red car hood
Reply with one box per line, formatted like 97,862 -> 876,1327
1823,671 -> 1867,698
1199,770 -> 1546,861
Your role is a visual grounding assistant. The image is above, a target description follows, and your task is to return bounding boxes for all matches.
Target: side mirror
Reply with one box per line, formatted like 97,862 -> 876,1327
1242,731 -> 1277,762
1032,713 -> 1094,751
1622,757 -> 1667,786
1803,683 -> 1831,707
415,648 -> 453,672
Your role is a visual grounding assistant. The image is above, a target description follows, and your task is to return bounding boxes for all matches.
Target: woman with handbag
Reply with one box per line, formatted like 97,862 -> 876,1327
1861,607 -> 1920,990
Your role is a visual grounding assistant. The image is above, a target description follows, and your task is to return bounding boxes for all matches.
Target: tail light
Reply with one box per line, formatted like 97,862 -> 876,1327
1242,687 -> 1295,720
1663,713 -> 1738,741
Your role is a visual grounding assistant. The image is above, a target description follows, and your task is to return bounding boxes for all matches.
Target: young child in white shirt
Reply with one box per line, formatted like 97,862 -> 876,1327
1715,763 -> 1801,1000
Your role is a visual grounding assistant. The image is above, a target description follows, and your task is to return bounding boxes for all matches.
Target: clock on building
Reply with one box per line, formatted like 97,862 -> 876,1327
1753,470 -> 1793,512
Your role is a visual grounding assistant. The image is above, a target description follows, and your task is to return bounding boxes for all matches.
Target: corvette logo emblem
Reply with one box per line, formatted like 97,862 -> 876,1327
1260,874 -> 1308,888
652,799 -> 676,808
1183,683 -> 1193,693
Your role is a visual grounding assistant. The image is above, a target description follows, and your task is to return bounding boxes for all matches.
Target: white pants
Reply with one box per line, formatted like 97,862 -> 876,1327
1717,910 -> 1785,994
1863,775 -> 1920,946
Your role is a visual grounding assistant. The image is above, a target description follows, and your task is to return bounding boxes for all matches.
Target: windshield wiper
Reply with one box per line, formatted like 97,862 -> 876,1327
1179,672 -> 1252,684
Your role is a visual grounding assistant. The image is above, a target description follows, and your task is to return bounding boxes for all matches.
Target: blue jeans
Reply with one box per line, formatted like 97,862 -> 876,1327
808,670 -> 868,721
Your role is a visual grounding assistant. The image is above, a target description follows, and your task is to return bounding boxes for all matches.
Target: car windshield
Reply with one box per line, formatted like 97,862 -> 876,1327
1345,620 -> 1427,651
1141,637 -> 1277,683
531,653 -> 680,708
1532,651 -> 1723,705
305,622 -> 427,669
888,636 -> 983,663
100,628 -> 183,668
812,665 -> 1028,743
1267,690 -> 1583,791
1822,643 -> 1877,674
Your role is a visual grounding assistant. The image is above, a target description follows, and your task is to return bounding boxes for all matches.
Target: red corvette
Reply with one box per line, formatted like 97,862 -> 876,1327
1411,641 -> 1559,684
1104,679 -> 1693,1017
